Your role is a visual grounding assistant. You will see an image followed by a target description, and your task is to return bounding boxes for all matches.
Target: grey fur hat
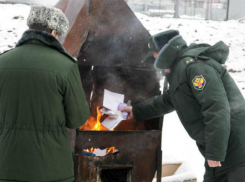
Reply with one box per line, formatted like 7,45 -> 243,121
27,6 -> 69,37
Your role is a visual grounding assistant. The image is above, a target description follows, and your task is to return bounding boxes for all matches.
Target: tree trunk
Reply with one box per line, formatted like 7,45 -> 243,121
174,0 -> 180,18
205,0 -> 210,20
144,0 -> 149,12
184,0 -> 188,15
210,1 -> 213,20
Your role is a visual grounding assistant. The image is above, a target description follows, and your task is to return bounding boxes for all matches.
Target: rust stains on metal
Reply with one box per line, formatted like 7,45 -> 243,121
75,131 -> 162,182
56,0 -> 153,68
55,0 -> 86,45
55,0 -> 69,12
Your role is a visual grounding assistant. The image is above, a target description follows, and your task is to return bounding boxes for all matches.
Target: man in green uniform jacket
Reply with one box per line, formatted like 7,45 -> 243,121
121,30 -> 245,181
0,6 -> 90,182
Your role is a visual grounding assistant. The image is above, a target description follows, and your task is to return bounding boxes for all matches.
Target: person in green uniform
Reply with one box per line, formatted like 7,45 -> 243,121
120,30 -> 245,182
0,6 -> 90,182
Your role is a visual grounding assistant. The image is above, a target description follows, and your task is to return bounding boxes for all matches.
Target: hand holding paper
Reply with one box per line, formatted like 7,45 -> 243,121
101,89 -> 129,130
120,106 -> 134,120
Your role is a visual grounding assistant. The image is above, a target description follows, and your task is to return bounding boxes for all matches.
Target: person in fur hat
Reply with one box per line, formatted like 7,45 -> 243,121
0,6 -> 89,182
119,30 -> 245,182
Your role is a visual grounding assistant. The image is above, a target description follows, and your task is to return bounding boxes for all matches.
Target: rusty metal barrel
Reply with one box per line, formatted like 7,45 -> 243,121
55,0 -> 163,181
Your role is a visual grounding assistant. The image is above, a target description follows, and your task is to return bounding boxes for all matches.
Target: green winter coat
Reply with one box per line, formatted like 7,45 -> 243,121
0,30 -> 90,182
133,36 -> 245,177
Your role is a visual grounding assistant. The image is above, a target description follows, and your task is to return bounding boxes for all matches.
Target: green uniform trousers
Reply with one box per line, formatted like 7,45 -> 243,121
204,166 -> 245,182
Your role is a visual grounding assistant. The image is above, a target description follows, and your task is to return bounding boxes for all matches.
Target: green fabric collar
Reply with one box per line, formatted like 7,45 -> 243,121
16,29 -> 66,54
179,41 -> 229,64
16,29 -> 77,62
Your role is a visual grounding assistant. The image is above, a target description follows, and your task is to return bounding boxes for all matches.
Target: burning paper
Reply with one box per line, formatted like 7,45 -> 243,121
101,89 -> 128,130
83,147 -> 119,157
100,107 -> 121,119
101,116 -> 123,131
93,148 -> 107,157
79,107 -> 109,131
80,89 -> 129,131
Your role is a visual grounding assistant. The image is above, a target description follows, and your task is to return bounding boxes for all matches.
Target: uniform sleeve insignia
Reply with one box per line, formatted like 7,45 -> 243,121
192,75 -> 206,90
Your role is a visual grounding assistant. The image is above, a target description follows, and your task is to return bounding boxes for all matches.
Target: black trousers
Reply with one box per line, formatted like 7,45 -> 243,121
204,166 -> 245,182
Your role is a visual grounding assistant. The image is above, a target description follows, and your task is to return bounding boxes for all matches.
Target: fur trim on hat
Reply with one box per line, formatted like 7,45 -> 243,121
27,6 -> 69,37
152,30 -> 179,51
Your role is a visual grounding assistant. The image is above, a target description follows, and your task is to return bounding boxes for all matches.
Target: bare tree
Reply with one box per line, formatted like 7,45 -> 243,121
210,0 -> 213,20
144,0 -> 149,12
184,0 -> 188,15
174,0 -> 180,18
205,0 -> 210,20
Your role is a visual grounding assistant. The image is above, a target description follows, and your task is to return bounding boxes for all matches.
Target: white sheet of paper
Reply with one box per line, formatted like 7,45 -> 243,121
102,116 -> 124,131
100,108 -> 122,119
100,107 -> 116,115
103,89 -> 124,111
93,148 -> 107,157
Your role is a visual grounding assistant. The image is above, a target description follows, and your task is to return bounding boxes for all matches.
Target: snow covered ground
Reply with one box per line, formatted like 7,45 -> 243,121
0,4 -> 29,52
0,3 -> 245,182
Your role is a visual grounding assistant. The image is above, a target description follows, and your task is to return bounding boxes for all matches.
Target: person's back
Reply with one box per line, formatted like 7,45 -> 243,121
0,6 -> 89,182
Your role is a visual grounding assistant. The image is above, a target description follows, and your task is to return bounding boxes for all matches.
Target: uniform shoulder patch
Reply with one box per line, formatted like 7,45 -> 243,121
192,75 -> 206,90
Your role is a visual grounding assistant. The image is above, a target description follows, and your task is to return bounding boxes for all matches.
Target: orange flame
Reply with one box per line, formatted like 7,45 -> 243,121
84,147 -> 94,153
92,107 -> 102,130
106,147 -> 115,154
79,107 -> 109,131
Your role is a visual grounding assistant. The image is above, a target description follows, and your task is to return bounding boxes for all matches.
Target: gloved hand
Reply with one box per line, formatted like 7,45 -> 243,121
120,106 -> 134,120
